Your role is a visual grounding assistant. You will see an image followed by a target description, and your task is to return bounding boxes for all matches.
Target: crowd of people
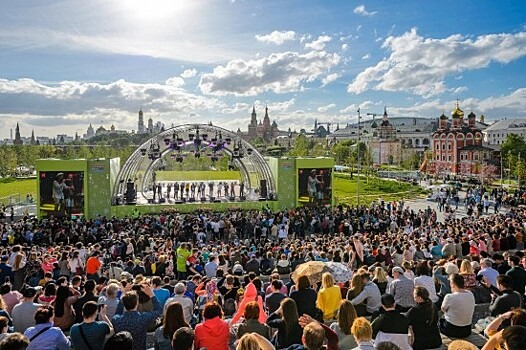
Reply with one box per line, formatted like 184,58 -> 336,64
0,190 -> 524,350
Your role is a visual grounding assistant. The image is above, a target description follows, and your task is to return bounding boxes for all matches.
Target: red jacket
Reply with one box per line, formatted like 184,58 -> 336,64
194,316 -> 230,350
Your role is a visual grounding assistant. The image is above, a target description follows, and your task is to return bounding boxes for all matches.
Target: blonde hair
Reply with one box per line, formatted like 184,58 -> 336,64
321,272 -> 335,289
447,339 -> 478,350
373,267 -> 388,283
351,317 -> 372,341
236,333 -> 260,350
460,260 -> 473,275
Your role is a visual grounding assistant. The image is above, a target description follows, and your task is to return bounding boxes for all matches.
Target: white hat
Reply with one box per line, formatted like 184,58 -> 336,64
392,266 -> 404,274
445,262 -> 459,275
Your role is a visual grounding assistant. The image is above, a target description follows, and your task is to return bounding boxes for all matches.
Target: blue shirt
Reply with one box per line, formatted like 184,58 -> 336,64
478,267 -> 499,287
24,322 -> 70,350
70,321 -> 111,350
112,296 -> 163,350
153,288 -> 170,307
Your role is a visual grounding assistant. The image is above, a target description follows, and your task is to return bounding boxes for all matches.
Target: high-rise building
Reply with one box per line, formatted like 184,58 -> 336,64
86,123 -> 95,139
138,109 -> 146,134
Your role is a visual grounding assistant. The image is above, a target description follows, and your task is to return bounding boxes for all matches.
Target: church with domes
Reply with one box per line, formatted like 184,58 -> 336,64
429,102 -> 498,176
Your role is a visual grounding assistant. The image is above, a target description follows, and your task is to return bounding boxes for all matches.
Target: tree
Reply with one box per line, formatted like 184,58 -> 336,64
331,142 -> 351,165
477,163 -> 498,186
501,134 -> 526,159
0,146 -> 17,177
289,134 -> 309,157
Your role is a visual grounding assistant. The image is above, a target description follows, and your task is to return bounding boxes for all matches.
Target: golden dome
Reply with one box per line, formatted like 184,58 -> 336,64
451,101 -> 464,119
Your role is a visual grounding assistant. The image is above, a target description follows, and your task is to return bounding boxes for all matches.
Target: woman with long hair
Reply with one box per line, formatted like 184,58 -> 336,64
406,286 -> 442,350
459,259 -> 476,289
154,302 -> 189,350
346,273 -> 367,316
58,251 -> 70,278
266,298 -> 303,349
329,300 -> 358,349
51,285 -> 78,331
38,283 -> 57,305
289,275 -> 318,319
316,272 -> 342,321
0,296 -> 13,327
372,267 -> 389,295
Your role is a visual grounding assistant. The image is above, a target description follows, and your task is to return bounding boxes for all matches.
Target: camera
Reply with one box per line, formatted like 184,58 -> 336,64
98,304 -> 104,312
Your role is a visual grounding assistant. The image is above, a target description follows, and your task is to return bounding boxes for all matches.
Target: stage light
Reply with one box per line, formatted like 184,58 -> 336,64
247,148 -> 253,155
140,148 -> 147,156
164,138 -> 170,145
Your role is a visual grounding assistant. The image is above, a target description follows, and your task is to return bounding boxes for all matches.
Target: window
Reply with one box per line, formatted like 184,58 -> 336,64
448,155 -> 451,162
436,155 -> 439,161
474,153 -> 479,161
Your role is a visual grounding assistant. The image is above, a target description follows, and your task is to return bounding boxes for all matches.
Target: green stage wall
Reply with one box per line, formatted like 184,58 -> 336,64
267,157 -> 297,210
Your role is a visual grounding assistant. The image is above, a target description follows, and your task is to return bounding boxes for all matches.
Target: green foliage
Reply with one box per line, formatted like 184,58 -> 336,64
289,134 -> 309,157
501,134 -> 526,160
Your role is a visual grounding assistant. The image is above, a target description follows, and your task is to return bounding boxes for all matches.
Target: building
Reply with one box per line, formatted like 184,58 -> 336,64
429,102 -> 498,176
483,118 -> 526,145
85,123 -> 95,139
138,109 -> 146,134
244,106 -> 280,142
368,108 -> 402,164
13,123 -> 23,145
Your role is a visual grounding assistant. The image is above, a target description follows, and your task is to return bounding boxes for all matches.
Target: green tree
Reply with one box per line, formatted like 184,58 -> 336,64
331,142 -> 351,164
289,134 -> 309,157
0,146 -> 17,177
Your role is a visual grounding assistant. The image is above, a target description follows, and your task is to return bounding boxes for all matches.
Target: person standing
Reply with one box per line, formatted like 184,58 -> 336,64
12,286 -> 41,333
506,256 -> 526,295
52,173 -> 66,213
176,243 -> 191,280
23,305 -> 70,350
85,252 -> 101,282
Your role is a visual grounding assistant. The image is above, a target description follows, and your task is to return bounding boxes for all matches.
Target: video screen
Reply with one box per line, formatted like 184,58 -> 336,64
39,171 -> 84,217
298,168 -> 332,206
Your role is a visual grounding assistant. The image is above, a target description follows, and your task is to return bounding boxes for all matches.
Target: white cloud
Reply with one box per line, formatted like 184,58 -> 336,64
317,103 -> 336,113
181,69 -> 197,78
452,86 -> 468,94
165,77 -> 185,87
199,50 -> 341,96
361,53 -> 371,60
353,5 -> 378,17
255,30 -> 296,45
322,73 -> 340,86
341,44 -> 349,52
339,103 -> 359,114
356,25 -> 362,32
305,35 -> 332,51
348,28 -> 526,97
0,78 -> 226,132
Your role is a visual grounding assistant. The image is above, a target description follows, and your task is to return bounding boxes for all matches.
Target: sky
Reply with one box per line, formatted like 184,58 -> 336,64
0,0 -> 525,139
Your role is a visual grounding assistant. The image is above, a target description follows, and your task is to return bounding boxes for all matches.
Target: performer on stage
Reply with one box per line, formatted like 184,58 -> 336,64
174,182 -> 179,199
217,181 -> 222,197
230,181 -> 236,198
166,183 -> 172,199
64,178 -> 75,215
53,172 -> 66,213
307,169 -> 320,205
239,181 -> 244,197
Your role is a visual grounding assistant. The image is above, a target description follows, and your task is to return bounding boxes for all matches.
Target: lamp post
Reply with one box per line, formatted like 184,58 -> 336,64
508,151 -> 512,187
357,108 -> 361,207
500,152 -> 504,187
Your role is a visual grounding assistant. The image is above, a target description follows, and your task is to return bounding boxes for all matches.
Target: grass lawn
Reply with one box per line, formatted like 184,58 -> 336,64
333,173 -> 425,206
155,170 -> 242,181
0,178 -> 37,203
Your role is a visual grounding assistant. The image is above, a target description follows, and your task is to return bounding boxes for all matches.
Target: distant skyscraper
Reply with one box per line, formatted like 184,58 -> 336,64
13,123 -> 23,145
30,130 -> 36,145
147,117 -> 154,134
86,123 -> 95,139
138,109 -> 146,134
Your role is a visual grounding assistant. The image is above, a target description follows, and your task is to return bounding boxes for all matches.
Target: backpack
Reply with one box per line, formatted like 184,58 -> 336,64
223,298 -> 236,317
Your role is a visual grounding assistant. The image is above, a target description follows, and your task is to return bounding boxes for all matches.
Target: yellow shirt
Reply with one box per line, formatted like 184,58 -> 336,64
317,285 -> 342,320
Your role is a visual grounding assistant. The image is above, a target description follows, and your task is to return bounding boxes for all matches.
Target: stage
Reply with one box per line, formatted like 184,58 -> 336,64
111,199 -> 278,216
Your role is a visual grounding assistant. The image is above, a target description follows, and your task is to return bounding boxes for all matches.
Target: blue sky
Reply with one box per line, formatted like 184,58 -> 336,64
0,0 -> 525,139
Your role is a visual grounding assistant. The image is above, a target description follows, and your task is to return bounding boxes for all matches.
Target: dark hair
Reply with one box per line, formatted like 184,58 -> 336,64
0,316 -> 8,330
509,256 -> 520,266
376,341 -> 402,350
414,286 -> 436,325
0,283 -> 11,294
53,286 -> 71,317
203,301 -> 223,320
296,275 -> 311,290
271,280 -> 283,291
497,275 -> 513,289
84,280 -> 96,293
172,327 -> 194,350
415,262 -> 430,276
34,306 -> 54,324
151,276 -> 162,287
71,276 -> 82,285
163,302 -> 189,340
121,291 -> 139,311
252,278 -> 262,291
510,309 -> 526,326
450,273 -> 465,289
103,331 -> 134,350
43,283 -> 56,297
82,301 -> 98,319
502,325 -> 526,350
381,294 -> 395,308
0,333 -> 30,350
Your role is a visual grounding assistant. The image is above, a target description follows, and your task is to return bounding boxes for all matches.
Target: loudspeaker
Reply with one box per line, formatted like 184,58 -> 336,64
259,179 -> 268,199
147,198 -> 154,204
125,182 -> 136,204
239,196 -> 246,201
175,200 -> 183,204
200,197 -> 207,202
229,196 -> 235,201
214,199 -> 222,203
188,198 -> 195,203
158,198 -> 166,203
209,197 -> 215,202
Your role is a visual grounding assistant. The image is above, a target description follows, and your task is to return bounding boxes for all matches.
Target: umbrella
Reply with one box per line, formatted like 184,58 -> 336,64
292,261 -> 331,285
325,262 -> 353,283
